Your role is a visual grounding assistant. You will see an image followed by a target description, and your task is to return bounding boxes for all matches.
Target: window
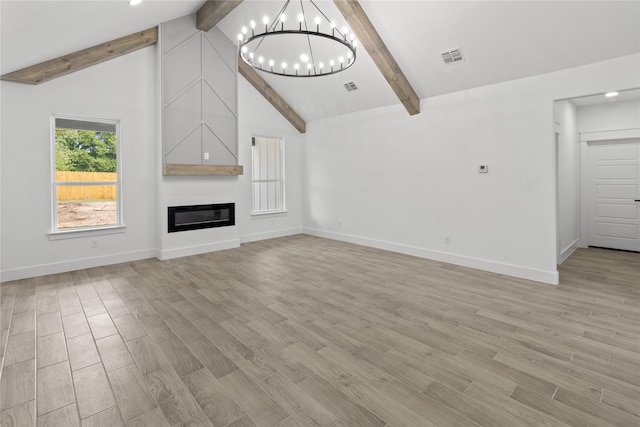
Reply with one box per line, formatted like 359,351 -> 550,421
252,136 -> 285,214
52,116 -> 122,232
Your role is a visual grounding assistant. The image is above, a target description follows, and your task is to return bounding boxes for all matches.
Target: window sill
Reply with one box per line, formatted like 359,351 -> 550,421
251,210 -> 288,218
48,225 -> 126,240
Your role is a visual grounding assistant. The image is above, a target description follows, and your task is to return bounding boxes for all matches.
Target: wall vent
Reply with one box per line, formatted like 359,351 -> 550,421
441,48 -> 464,64
343,82 -> 358,92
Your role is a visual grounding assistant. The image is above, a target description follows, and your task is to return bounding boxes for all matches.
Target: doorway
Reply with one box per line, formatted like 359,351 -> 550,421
554,88 -> 640,265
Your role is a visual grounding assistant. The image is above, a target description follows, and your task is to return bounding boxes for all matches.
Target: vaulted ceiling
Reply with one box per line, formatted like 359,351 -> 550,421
1,1 -> 639,123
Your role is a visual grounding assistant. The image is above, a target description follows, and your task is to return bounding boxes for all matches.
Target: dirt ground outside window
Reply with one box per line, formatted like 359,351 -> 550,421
57,201 -> 117,229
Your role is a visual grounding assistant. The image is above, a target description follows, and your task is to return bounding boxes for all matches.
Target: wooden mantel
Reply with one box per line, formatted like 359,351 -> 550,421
163,164 -> 244,176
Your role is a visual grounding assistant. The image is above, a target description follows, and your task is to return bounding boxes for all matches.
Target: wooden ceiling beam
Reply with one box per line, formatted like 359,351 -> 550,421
238,60 -> 307,134
197,0 -> 244,32
1,27 -> 158,85
333,0 -> 420,115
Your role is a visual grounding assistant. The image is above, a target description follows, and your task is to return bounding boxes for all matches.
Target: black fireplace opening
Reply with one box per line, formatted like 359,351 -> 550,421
168,203 -> 235,233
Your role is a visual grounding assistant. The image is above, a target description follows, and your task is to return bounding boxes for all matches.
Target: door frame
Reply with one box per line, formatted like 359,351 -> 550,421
578,128 -> 640,249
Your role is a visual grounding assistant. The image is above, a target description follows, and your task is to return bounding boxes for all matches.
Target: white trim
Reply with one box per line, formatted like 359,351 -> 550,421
240,227 -> 303,244
251,210 -> 288,217
157,239 -> 240,260
51,113 -> 123,232
251,135 -> 286,214
579,128 -> 640,142
49,225 -> 126,240
303,228 -> 560,285
0,249 -> 155,282
558,239 -> 579,265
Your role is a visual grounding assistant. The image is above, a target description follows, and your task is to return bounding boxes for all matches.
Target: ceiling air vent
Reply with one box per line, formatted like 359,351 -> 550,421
441,48 -> 464,65
344,82 -> 358,92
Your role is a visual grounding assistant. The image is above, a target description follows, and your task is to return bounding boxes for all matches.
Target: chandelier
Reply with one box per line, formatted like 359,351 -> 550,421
237,0 -> 358,77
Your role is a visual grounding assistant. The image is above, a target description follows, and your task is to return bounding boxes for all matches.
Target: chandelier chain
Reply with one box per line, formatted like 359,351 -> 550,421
300,0 -> 318,74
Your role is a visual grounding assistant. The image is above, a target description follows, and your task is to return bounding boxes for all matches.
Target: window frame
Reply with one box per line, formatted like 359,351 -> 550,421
251,135 -> 286,215
49,114 -> 124,238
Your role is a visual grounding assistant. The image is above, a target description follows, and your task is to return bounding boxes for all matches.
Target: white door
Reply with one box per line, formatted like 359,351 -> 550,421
587,139 -> 640,252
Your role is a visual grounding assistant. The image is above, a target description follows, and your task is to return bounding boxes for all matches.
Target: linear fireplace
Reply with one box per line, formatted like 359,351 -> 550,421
168,203 -> 235,233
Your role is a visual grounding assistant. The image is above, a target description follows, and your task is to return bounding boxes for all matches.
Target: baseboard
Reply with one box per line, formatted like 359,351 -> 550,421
558,239 -> 579,264
240,227 -> 303,244
303,228 -> 559,285
0,249 -> 156,282
157,239 -> 240,260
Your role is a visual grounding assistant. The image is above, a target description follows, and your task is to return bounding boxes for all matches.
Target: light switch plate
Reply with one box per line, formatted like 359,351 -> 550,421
204,152 -> 209,160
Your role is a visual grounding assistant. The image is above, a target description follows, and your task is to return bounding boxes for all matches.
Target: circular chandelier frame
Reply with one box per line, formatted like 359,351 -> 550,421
238,0 -> 358,78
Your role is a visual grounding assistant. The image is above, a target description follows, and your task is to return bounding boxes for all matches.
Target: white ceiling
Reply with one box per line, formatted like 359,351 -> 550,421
2,1 -> 639,122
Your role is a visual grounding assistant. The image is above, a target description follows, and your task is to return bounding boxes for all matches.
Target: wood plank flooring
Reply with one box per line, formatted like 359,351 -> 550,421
1,235 -> 638,426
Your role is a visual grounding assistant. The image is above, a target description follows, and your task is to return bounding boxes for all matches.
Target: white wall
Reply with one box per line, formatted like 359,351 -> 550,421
0,42 -> 305,280
303,54 -> 640,284
2,47 -> 637,284
577,99 -> 640,134
554,100 -> 579,263
236,78 -> 304,243
1,48 -> 158,280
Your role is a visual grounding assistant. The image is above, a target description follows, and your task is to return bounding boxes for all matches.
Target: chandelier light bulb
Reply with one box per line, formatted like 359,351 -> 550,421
315,17 -> 321,25
282,62 -> 287,69
347,51 -> 353,59
319,62 -> 324,69
341,26 -> 348,34
307,63 -> 312,69
241,46 -> 248,54
258,56 -> 264,64
350,33 -> 355,41
330,60 -> 335,66
339,56 -> 344,63
263,16 -> 269,25
249,52 -> 254,59
331,21 -> 337,28
298,14 -> 304,22
250,20 -> 256,29
237,33 -> 243,41
353,41 -> 358,48
280,14 -> 286,22
241,26 -> 247,35
300,53 -> 309,62
269,60 -> 275,67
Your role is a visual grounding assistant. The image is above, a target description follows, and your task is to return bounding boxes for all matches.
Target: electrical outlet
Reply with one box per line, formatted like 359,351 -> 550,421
91,240 -> 98,248
445,236 -> 451,244
478,165 -> 489,173
204,152 -> 210,160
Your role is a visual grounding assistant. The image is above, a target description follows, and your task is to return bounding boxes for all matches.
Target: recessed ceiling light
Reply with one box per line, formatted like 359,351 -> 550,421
129,0 -> 143,5
605,91 -> 619,98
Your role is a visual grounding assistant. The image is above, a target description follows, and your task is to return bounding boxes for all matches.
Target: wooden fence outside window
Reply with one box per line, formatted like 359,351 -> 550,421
56,171 -> 117,201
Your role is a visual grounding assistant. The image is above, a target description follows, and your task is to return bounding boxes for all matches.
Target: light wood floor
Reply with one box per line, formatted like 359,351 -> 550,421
1,235 -> 638,427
